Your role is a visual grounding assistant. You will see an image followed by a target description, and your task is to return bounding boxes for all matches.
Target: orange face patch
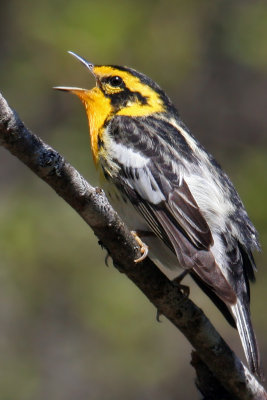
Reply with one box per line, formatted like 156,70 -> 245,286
64,65 -> 166,164
72,87 -> 112,164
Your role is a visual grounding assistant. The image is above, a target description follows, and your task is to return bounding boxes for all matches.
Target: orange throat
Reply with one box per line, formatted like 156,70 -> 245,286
76,87 -> 112,165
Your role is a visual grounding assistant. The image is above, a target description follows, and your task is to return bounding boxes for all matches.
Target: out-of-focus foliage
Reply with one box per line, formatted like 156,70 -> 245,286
0,0 -> 266,398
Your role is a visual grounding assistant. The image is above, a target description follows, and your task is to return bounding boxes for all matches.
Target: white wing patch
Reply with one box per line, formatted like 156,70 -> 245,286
109,141 -> 149,168
107,140 -> 165,204
131,168 -> 165,204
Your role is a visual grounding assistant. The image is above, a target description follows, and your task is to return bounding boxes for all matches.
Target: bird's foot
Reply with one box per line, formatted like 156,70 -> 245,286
131,230 -> 149,263
98,240 -> 112,267
104,253 -> 112,267
172,270 -> 190,299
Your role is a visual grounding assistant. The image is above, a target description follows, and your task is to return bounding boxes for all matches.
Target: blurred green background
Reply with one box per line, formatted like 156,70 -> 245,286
0,0 -> 266,398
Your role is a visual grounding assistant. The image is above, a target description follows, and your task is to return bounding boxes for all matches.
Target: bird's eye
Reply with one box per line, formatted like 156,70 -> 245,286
109,76 -> 123,87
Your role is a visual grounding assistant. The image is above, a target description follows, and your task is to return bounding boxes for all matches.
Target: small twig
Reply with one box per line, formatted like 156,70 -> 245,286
0,91 -> 266,400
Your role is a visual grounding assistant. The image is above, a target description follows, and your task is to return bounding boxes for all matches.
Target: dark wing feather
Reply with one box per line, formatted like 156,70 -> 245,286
107,115 -> 262,373
165,179 -> 213,249
190,272 -> 236,328
153,204 -> 236,304
117,173 -> 236,305
110,115 -> 237,304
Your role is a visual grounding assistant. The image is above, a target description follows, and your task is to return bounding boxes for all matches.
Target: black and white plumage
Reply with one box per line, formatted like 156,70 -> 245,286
100,113 -> 261,377
57,56 -> 262,378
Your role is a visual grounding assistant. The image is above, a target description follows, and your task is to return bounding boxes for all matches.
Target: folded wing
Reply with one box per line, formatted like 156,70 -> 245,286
116,158 -> 237,305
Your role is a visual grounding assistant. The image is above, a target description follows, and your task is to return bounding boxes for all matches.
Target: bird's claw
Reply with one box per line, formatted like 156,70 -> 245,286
176,284 -> 190,299
172,270 -> 190,300
131,231 -> 149,263
105,253 -> 112,267
98,240 -> 112,267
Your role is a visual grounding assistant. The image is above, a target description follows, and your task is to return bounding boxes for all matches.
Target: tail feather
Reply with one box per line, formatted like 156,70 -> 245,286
231,299 -> 263,380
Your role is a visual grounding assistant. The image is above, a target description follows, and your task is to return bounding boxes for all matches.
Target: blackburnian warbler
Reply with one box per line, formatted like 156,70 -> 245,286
55,51 -> 261,378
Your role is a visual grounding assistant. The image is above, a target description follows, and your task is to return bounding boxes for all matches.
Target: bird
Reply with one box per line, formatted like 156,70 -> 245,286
55,51 -> 261,378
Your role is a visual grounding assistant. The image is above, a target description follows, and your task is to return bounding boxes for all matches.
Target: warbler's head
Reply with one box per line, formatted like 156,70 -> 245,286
55,51 -> 177,163
55,51 -> 177,116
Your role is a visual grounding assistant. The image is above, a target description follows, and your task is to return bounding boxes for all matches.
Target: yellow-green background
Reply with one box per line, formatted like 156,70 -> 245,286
0,0 -> 266,398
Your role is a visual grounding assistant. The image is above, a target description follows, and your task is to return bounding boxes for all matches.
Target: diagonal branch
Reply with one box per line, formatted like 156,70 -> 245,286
0,91 -> 266,400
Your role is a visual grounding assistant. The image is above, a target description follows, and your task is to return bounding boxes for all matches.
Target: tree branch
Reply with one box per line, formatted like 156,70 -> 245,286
0,91 -> 266,399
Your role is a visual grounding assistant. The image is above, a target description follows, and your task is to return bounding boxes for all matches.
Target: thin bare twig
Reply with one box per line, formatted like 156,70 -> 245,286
0,91 -> 266,400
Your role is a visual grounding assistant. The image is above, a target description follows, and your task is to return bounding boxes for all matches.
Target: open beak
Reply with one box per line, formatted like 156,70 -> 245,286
67,51 -> 94,71
53,51 -> 95,95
